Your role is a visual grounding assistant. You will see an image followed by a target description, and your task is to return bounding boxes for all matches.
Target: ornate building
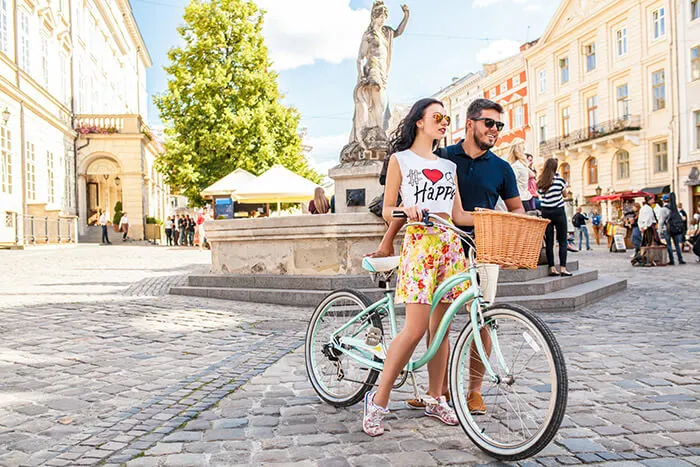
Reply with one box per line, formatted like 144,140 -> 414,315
433,72 -> 483,144
0,0 -> 166,246
525,0 -> 675,209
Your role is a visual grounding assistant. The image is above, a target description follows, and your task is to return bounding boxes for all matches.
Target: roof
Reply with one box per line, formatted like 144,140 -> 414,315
232,165 -> 320,204
201,168 -> 257,197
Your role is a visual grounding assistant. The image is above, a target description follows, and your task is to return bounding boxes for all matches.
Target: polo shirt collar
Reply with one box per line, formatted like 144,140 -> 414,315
456,139 -> 492,160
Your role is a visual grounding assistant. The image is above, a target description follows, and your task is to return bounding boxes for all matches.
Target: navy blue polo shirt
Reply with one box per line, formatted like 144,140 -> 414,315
435,140 -> 519,229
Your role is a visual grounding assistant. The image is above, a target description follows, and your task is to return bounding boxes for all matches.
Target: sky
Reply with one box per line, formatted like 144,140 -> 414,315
130,0 -> 561,176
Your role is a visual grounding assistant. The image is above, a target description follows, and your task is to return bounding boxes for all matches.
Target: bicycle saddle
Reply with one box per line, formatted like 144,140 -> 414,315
362,256 -> 400,273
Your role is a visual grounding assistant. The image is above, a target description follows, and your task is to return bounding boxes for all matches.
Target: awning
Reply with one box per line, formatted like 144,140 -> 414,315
201,168 -> 257,198
588,190 -> 653,202
232,165 -> 320,204
641,185 -> 670,195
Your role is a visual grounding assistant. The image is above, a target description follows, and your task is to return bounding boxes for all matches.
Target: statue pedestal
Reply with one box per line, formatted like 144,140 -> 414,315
329,160 -> 383,214
205,213 -> 399,275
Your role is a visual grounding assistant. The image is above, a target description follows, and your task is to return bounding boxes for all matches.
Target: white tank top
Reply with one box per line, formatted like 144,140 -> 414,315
394,149 -> 458,215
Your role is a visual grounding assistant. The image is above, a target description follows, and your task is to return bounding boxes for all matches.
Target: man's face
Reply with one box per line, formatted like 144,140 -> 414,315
577,208 -> 582,213
469,108 -> 502,151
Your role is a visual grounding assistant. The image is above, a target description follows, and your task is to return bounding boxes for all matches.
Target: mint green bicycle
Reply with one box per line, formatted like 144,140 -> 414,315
304,213 -> 567,460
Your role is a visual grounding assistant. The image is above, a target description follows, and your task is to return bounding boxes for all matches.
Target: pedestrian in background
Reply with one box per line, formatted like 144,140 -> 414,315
572,207 -> 591,251
630,203 -> 642,257
591,209 -> 602,245
165,216 -> 174,246
186,215 -> 196,246
119,212 -> 129,241
507,144 -> 532,212
537,158 -> 572,276
99,209 -> 112,245
660,194 -> 686,265
309,187 -> 330,214
526,153 -> 539,211
179,215 -> 187,246
639,195 -> 659,247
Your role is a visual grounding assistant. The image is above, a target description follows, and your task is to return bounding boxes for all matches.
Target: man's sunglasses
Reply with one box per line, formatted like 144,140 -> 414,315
472,117 -> 505,131
432,113 -> 451,125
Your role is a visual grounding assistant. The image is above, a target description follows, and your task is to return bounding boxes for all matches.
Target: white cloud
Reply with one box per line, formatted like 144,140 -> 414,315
306,133 -> 348,174
257,0 -> 369,71
524,3 -> 542,11
473,0 -> 503,7
476,40 -> 521,64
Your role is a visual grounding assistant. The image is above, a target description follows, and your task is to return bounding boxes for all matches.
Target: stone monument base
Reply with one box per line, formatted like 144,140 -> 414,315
205,213 -> 398,275
329,160 -> 383,215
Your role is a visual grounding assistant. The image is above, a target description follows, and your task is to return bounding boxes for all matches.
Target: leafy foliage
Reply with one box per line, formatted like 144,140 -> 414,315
154,0 -> 320,205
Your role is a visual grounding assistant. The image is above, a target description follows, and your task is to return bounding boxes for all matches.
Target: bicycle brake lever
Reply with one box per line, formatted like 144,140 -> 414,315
422,209 -> 434,227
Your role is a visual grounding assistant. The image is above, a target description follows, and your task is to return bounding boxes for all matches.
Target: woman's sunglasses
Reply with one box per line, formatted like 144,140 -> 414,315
431,113 -> 451,125
472,117 -> 505,131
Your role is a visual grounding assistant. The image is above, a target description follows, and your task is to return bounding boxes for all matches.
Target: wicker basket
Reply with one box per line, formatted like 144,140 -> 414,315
473,210 -> 550,269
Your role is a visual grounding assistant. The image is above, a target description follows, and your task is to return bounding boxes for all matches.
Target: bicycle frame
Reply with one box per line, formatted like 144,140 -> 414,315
329,263 -> 511,383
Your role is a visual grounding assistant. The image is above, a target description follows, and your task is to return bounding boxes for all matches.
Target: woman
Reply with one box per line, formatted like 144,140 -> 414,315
507,144 -> 532,212
526,153 -> 539,210
309,187 -> 330,214
363,98 -> 474,436
118,213 -> 129,241
537,158 -> 572,276
165,216 -> 174,246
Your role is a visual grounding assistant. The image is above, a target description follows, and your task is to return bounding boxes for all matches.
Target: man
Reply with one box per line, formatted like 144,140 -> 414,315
659,195 -> 686,265
572,207 -> 591,251
98,209 -> 111,245
638,195 -> 658,247
591,209 -> 602,245
678,202 -> 688,239
371,98 -> 523,414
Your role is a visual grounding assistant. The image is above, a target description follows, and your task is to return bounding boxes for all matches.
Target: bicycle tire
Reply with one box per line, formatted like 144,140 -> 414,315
305,289 -> 383,407
449,303 -> 568,461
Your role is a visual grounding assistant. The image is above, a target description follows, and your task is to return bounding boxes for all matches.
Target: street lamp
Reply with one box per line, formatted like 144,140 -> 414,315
2,107 -> 10,126
115,176 -> 121,186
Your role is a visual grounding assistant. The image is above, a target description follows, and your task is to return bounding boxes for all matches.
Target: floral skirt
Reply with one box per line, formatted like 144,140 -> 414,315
395,223 -> 469,305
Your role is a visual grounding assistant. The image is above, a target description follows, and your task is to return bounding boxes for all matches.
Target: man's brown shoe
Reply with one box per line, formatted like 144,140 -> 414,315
467,392 -> 486,415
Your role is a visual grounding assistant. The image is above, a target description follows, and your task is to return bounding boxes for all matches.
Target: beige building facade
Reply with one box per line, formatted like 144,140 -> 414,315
434,72 -> 483,145
525,0 -> 675,214
0,0 -> 166,246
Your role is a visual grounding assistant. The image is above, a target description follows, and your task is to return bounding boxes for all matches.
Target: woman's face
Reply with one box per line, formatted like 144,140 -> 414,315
419,103 -> 449,141
526,155 -> 533,166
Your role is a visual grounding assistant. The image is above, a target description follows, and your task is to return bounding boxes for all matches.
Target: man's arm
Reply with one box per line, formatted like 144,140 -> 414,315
503,197 -> 525,214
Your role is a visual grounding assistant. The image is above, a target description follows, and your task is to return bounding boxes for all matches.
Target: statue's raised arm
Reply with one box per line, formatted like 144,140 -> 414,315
391,4 -> 410,38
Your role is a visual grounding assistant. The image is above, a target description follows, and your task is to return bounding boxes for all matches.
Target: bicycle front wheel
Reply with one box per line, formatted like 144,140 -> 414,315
305,289 -> 383,407
449,303 -> 567,461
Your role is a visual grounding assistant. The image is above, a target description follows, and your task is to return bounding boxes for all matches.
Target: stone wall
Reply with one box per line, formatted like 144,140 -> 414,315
205,213 -> 400,275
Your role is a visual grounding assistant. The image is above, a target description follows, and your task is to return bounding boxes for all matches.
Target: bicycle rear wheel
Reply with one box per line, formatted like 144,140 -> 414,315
449,303 -> 567,460
305,289 -> 383,407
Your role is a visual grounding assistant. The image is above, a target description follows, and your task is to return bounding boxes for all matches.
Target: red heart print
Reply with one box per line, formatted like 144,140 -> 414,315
422,169 -> 443,184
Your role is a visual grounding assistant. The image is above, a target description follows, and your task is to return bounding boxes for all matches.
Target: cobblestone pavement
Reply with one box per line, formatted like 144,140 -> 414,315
0,244 -> 699,466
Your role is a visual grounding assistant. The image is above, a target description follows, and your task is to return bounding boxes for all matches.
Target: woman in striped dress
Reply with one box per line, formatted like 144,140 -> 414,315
537,158 -> 572,277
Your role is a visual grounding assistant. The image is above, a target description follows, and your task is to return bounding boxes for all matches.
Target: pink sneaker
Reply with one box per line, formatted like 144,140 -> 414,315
363,391 -> 389,436
424,395 -> 458,426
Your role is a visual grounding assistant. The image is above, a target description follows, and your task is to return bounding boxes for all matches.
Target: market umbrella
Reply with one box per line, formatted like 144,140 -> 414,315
201,168 -> 257,199
232,165 -> 320,213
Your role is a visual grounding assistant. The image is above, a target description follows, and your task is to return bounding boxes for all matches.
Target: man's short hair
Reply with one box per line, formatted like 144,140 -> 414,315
467,98 -> 504,120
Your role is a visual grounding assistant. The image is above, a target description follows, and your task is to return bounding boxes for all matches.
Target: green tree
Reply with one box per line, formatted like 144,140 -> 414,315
154,0 -> 320,204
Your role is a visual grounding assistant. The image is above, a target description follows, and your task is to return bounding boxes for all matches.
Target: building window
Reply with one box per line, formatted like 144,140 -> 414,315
59,53 -> 68,105
41,35 -> 49,89
652,7 -> 665,40
587,96 -> 598,134
19,10 -> 30,73
587,157 -> 598,184
514,106 -> 524,128
693,0 -> 700,20
561,106 -> 570,137
0,0 -> 8,54
538,69 -> 546,93
585,43 -> 596,71
652,69 -> 665,111
653,141 -> 668,172
559,57 -> 569,84
499,83 -> 507,94
616,27 -> 627,56
616,84 -> 630,120
538,115 -> 547,143
560,163 -> 571,184
0,127 -> 10,194
616,150 -> 630,179
695,111 -> 700,150
454,113 -> 461,130
692,46 -> 700,81
47,151 -> 55,204
25,142 -> 35,200
512,74 -> 521,86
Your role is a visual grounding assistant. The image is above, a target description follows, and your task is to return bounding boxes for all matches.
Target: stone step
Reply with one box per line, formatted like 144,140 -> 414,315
496,268 -> 598,297
493,276 -> 628,312
184,260 -> 581,291
79,226 -> 104,244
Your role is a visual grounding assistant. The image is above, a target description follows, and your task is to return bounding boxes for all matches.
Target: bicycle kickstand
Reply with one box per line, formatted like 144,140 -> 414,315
408,371 -> 419,400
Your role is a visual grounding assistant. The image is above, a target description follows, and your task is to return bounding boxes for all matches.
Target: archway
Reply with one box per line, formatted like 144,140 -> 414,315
83,157 -> 122,226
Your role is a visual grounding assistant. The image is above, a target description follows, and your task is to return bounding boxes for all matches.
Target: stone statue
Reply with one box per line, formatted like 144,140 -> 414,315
340,1 -> 409,163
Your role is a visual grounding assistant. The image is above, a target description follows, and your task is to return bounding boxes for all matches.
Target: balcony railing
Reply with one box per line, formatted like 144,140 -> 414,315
539,115 -> 641,154
74,114 -> 164,152
23,215 -> 78,245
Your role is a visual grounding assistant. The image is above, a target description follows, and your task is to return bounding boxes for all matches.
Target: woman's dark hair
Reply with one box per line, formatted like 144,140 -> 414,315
537,157 -> 559,192
388,98 -> 443,154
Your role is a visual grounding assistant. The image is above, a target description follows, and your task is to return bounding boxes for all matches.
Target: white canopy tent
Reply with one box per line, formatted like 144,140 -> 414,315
232,165 -> 320,214
201,168 -> 257,199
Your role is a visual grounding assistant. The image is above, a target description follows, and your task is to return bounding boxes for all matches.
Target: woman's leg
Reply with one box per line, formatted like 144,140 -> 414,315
373,304 -> 430,408
426,303 -> 450,399
542,210 -> 556,270
554,209 -> 568,270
